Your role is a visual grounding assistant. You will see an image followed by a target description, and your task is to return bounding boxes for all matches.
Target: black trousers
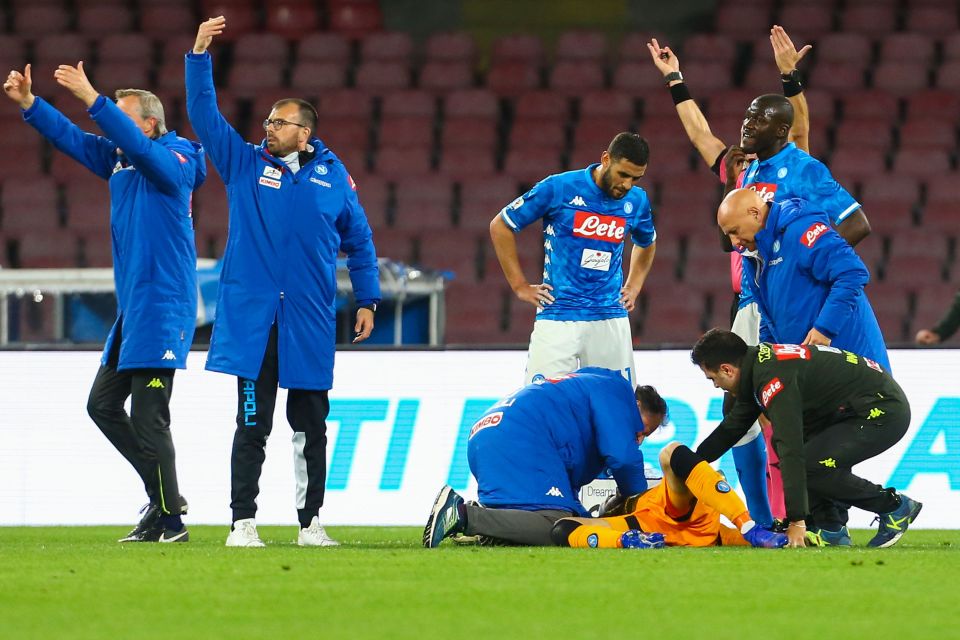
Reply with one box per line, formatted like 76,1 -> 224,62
803,397 -> 910,529
231,324 -> 330,525
86,322 -> 183,515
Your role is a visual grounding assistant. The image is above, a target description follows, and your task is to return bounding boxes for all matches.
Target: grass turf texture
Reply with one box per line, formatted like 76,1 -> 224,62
1,527 -> 957,639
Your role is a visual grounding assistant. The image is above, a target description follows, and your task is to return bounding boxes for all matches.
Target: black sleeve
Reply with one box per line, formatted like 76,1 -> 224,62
696,397 -> 762,462
709,146 -> 732,179
933,291 -> 960,341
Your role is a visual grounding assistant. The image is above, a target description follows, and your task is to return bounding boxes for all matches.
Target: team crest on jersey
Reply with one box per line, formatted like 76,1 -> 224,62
572,212 -> 625,243
748,183 -> 778,203
315,164 -> 328,175
777,167 -> 788,179
623,201 -> 634,214
772,239 -> 781,253
802,222 -> 829,248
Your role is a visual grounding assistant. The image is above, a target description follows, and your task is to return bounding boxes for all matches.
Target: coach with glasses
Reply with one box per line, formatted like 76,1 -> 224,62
186,16 -> 380,548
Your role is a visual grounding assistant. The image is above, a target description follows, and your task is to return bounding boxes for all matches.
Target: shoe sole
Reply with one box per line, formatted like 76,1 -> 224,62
870,501 -> 923,548
422,486 -> 454,548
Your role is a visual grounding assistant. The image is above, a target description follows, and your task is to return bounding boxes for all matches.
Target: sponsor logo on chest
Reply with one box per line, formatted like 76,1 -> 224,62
572,211 -> 625,243
258,176 -> 281,189
747,182 -> 778,203
263,166 -> 282,179
580,248 -> 612,271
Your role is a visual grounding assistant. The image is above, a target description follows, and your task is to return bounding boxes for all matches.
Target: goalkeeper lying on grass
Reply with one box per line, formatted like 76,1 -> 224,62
551,442 -> 787,549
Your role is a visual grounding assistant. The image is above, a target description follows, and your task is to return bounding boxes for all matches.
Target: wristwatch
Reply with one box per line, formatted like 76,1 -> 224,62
780,69 -> 801,82
664,71 -> 683,84
360,303 -> 377,312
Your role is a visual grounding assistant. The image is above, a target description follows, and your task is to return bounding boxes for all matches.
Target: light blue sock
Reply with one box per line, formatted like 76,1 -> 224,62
732,433 -> 773,528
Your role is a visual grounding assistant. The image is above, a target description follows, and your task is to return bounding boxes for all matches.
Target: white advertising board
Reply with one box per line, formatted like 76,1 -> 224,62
1,350 -> 957,527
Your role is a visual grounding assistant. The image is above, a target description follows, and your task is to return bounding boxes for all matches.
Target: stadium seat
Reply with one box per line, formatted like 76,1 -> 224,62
289,61 -> 347,92
199,2 -> 258,39
681,61 -> 733,92
611,61 -> 668,97
226,63 -> 284,98
98,34 -> 154,64
370,227 -> 416,263
320,118 -> 371,154
34,34 -> 91,66
14,6 -> 69,37
139,5 -> 196,36
64,180 -> 112,233
555,30 -> 608,62
445,89 -> 499,119
826,148 -> 888,182
382,90 -> 437,118
419,62 -> 474,93
814,33 -> 871,66
486,61 -> 541,96
458,176 -> 520,230
77,233 -> 113,268
579,90 -> 635,120
833,119 -> 894,151
905,89 -> 960,120
890,148 -> 952,177
77,4 -> 134,36
638,306 -> 704,345
859,175 -> 921,211
355,62 -> 412,93
296,33 -> 351,64
424,32 -> 477,63
682,34 -> 737,63
0,35 -> 27,70
233,33 -> 289,66
93,63 -> 151,95
840,5 -> 897,34
17,231 -> 78,268
912,283 -> 960,334
415,232 -> 479,276
809,63 -> 867,93
573,118 -> 632,149
714,5 -> 774,40
935,61 -> 960,92
328,0 -> 383,37
887,228 -> 949,263
906,7 -> 959,35
502,149 -> 563,183
879,33 -> 937,66
159,36 -> 198,67
872,62 -> 931,96
853,236 -> 884,274
549,61 -> 605,96
860,201 -> 915,233
318,89 -> 374,118
776,4 -> 834,42
513,91 -> 569,120
374,147 -> 432,177
361,32 -> 414,64
393,176 -> 454,228
491,34 -> 544,65
378,115 -> 434,149
265,1 -> 320,39
941,33 -> 960,61
436,152 -> 497,179
838,90 -> 900,122
508,118 -> 566,151
742,61 -> 785,92
444,281 -> 508,345
897,119 -> 957,152
441,117 -> 497,152
1,177 -> 59,233
882,254 -> 946,286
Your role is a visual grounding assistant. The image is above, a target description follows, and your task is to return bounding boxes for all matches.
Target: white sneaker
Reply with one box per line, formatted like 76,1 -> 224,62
298,516 -> 340,547
225,518 -> 266,547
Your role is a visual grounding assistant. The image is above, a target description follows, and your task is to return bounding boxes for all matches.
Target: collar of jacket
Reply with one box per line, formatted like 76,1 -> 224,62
259,139 -> 330,171
738,346 -> 760,400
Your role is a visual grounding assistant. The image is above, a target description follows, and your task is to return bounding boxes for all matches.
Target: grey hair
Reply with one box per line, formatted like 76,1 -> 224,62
115,89 -> 168,136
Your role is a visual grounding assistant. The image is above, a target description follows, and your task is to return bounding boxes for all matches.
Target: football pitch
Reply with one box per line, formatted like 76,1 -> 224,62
1,527 -> 957,640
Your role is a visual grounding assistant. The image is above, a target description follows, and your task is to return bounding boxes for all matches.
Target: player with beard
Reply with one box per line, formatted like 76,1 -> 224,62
490,132 -> 657,385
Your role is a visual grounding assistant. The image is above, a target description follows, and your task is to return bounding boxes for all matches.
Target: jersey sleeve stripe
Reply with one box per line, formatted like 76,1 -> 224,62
500,208 -> 520,231
832,202 -> 862,225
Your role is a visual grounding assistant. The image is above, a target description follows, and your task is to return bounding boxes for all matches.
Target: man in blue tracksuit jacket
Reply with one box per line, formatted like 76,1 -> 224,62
719,190 -> 889,370
423,368 -> 667,546
187,17 -> 380,547
4,62 -> 204,542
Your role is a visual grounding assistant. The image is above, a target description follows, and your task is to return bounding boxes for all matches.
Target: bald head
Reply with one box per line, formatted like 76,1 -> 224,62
740,94 -> 794,157
718,188 -> 768,251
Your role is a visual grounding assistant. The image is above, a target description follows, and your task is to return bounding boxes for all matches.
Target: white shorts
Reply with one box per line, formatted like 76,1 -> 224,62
731,301 -> 760,346
523,317 -> 636,386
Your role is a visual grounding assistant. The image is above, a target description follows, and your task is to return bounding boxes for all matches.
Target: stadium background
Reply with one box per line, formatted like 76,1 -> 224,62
1,0 -> 958,347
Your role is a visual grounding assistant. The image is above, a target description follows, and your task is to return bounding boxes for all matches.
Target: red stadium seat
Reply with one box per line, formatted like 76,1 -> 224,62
814,33 -> 871,66
579,90 -> 635,120
549,61 -> 605,96
809,63 -> 867,93
355,62 -> 411,93
508,119 -> 565,150
159,36 -> 198,66
378,115 -> 434,149
419,62 -> 474,93
491,35 -> 544,64
371,228 -> 416,263
65,181 -> 112,234
879,33 -> 937,66
704,89 -> 755,118
139,5 -> 196,36
833,119 -> 894,151
872,62 -> 931,96
226,63 -> 283,98
827,148 -> 888,181
458,176 -> 521,230
77,4 -> 134,36
906,7 -> 959,35
328,1 -> 383,37
233,33 -> 289,65
681,34 -> 737,63
502,148 -> 563,183
486,61 -> 541,96
1,177 -> 59,233
18,231 -> 78,268
442,117 -> 497,152
897,119 -> 957,152
296,33 -> 351,63
382,90 -> 437,118
265,2 -> 320,39
93,63 -> 151,94
887,228 -> 949,260
555,31 -> 608,62
942,33 -> 960,61
858,202 -> 914,233
912,283 -> 960,337
890,148 -> 952,177
776,4 -> 834,42
611,61 -> 667,97
859,175 -> 921,211
840,5 -> 897,34
374,147 -> 432,177
416,235 -> 480,281
98,34 -> 153,64
514,91 -> 569,120
681,61 -> 733,92
34,34 -> 91,65
77,233 -> 113,268
0,35 -> 27,70
905,90 -> 960,120
882,254 -> 946,286
839,90 -> 900,122
935,61 -> 960,92
616,32 -> 670,63
289,61 -> 347,92
922,175 -> 960,212
715,5 -> 774,40
444,89 -> 499,119
319,118 -> 370,153
199,3 -> 257,39
393,176 -> 454,230
14,6 -> 69,37
318,90 -> 374,118
436,152 -> 497,179
573,118 -> 632,149
424,32 -> 477,63
742,61 -> 784,92
361,32 -> 414,64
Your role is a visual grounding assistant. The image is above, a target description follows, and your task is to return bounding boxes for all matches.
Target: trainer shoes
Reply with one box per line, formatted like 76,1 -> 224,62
422,485 -> 465,548
226,518 -> 266,548
298,517 -> 340,547
742,522 -> 788,548
812,526 -> 852,547
619,530 -> 666,549
868,493 -> 923,548
118,503 -> 162,542
158,526 -> 190,543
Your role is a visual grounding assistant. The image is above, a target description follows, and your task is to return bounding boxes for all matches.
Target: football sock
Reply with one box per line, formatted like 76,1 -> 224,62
160,514 -> 183,531
732,431 -> 774,528
685,460 -> 751,530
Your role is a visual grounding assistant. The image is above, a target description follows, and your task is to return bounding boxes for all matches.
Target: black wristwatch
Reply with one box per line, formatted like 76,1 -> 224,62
780,69 -> 800,82
664,71 -> 683,84
360,303 -> 377,312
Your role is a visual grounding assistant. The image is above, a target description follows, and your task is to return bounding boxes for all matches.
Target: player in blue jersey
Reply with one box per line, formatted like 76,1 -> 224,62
422,368 -> 667,547
489,133 -> 657,385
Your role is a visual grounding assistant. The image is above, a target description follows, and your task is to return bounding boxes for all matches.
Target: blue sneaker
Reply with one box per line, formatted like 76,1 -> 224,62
813,526 -> 852,547
742,523 -> 788,548
619,530 -> 665,549
868,493 -> 922,548
422,485 -> 465,548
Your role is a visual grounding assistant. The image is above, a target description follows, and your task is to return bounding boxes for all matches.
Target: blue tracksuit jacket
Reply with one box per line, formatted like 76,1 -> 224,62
23,95 -> 204,370
744,197 -> 889,369
185,51 -> 380,390
467,367 -> 648,516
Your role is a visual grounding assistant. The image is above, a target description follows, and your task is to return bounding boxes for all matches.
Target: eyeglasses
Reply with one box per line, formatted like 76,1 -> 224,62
262,118 -> 308,131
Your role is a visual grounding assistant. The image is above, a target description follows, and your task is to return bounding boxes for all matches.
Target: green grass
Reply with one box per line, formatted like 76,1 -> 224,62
0,527 -> 957,640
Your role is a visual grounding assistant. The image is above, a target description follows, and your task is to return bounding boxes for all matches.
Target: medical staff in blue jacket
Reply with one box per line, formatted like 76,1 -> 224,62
4,62 -> 204,542
718,189 -> 889,370
423,368 -> 667,547
187,16 -> 380,548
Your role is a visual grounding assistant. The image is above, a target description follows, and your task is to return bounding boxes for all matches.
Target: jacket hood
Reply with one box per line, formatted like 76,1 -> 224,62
165,132 -> 207,189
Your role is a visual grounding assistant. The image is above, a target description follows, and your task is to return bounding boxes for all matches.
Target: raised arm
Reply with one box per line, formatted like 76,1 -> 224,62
770,26 -> 812,153
185,16 -> 249,184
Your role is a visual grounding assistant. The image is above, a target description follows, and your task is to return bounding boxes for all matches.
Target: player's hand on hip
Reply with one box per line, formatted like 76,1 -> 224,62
517,283 -> 554,311
915,329 -> 941,345
53,62 -> 98,107
353,307 -> 374,343
3,64 -> 34,109
786,521 -> 807,548
646,38 -> 680,76
194,16 -> 226,54
619,284 -> 640,312
801,327 -> 830,346
770,25 -> 812,74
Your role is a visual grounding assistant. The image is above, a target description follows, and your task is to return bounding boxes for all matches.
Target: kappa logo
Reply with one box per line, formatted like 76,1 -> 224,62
146,378 -> 165,389
760,377 -> 783,407
469,411 -> 503,439
546,486 -> 564,498
162,350 -> 176,361
802,222 -> 829,248
572,212 -> 626,243
569,195 -> 587,207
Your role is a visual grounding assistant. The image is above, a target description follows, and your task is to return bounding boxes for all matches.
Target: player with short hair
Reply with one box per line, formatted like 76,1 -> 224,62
423,368 -> 665,547
692,329 -> 921,548
489,133 -> 657,386
551,442 -> 787,549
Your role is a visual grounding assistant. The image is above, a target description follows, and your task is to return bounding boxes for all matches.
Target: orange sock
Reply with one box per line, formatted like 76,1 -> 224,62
685,461 -> 751,530
568,525 -> 627,548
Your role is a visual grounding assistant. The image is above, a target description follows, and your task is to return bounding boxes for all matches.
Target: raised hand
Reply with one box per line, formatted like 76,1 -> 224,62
770,25 -> 812,74
194,16 -> 226,54
3,64 -> 34,109
53,62 -> 98,107
646,38 -> 680,77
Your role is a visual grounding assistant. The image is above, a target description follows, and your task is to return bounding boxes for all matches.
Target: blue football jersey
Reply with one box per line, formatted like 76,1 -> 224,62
498,164 -> 656,321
